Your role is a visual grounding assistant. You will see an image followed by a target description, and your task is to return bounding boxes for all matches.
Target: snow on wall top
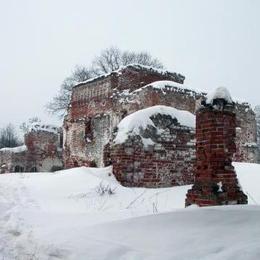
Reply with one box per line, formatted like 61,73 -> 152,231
73,64 -> 185,88
132,80 -> 205,96
114,105 -> 195,144
206,87 -> 233,105
112,80 -> 206,106
0,145 -> 27,154
29,123 -> 59,134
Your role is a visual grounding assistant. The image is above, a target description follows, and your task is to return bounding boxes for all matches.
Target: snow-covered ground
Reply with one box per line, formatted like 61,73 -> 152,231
0,162 -> 259,259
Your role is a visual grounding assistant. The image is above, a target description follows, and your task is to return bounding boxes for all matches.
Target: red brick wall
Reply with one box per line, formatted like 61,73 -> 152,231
233,102 -> 258,162
24,131 -> 63,172
64,66 -> 258,171
104,114 -> 195,188
0,130 -> 63,173
69,67 -> 184,120
64,67 -> 188,168
185,103 -> 247,207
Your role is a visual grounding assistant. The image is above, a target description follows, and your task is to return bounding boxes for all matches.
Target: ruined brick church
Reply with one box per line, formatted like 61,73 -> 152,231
0,64 -> 259,188
63,64 -> 259,187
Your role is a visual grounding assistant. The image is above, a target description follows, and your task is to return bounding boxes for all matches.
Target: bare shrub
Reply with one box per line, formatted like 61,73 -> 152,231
95,182 -> 116,196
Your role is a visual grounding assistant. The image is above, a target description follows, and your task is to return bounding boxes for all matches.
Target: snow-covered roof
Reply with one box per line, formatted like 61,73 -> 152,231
29,123 -> 59,134
73,64 -> 185,88
114,105 -> 195,144
0,145 -> 27,154
206,87 -> 233,105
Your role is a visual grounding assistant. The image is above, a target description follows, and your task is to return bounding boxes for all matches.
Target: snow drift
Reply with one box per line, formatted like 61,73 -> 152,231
0,162 -> 259,259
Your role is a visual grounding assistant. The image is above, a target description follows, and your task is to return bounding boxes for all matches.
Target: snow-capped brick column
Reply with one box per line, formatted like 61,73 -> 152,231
185,87 -> 247,207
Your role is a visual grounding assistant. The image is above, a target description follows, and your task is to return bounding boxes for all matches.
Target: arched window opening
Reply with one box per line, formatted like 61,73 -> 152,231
14,165 -> 24,172
31,167 -> 37,172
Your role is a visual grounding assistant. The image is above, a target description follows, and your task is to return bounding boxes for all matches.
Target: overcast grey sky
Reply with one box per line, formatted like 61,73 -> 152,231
0,0 -> 259,130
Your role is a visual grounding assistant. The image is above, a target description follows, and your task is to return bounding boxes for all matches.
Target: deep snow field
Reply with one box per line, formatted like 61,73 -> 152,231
0,162 -> 260,260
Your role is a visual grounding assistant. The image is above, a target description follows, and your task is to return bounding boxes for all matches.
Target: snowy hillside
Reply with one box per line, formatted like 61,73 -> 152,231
0,162 -> 260,259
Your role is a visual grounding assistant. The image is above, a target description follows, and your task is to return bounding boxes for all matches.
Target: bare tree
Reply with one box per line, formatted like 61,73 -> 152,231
20,117 -> 42,134
121,50 -> 163,68
47,47 -> 164,116
91,47 -> 123,75
47,66 -> 94,116
92,47 -> 163,75
0,124 -> 21,148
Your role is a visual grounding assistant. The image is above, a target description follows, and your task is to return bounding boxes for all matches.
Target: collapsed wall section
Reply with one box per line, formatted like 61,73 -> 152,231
64,65 -> 187,168
24,128 -> 63,172
254,105 -> 260,162
0,125 -> 63,173
234,103 -> 258,163
63,114 -> 121,167
0,146 -> 27,173
104,106 -> 196,187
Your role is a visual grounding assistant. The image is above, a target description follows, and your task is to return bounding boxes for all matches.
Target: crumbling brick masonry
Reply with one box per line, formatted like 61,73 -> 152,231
104,106 -> 196,187
185,88 -> 248,206
63,64 -> 259,187
0,124 -> 63,173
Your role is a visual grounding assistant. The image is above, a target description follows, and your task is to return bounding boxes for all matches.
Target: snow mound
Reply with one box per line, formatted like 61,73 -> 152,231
114,105 -> 195,144
206,87 -> 233,104
29,123 -> 59,134
0,162 -> 260,259
234,162 -> 260,204
0,145 -> 27,153
81,205 -> 260,260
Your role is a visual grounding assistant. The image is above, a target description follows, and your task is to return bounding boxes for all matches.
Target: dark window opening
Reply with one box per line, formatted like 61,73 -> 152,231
59,133 -> 63,148
85,120 -> 93,143
14,165 -> 24,173
89,160 -> 97,167
73,161 -> 79,167
121,109 -> 128,119
31,167 -> 37,172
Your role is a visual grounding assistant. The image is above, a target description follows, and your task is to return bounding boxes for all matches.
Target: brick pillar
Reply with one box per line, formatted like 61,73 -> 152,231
185,90 -> 247,207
